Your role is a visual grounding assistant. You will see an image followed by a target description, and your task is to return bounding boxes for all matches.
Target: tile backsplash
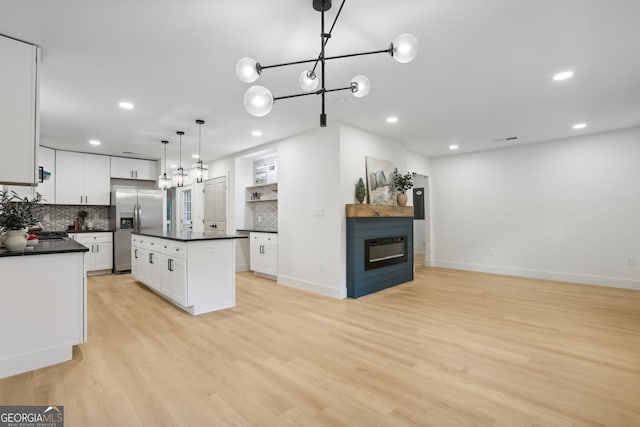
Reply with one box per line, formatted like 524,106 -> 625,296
40,205 -> 110,231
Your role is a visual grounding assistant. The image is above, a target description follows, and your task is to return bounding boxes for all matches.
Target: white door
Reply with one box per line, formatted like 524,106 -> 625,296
204,176 -> 226,232
179,187 -> 193,231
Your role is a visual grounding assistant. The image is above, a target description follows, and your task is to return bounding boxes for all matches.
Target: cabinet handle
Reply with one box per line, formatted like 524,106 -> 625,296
38,166 -> 44,183
149,253 -> 154,264
135,170 -> 138,178
97,245 -> 99,253
134,249 -> 138,259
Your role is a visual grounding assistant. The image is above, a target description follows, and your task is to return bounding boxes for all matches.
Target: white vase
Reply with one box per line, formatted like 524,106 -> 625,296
4,229 -> 28,252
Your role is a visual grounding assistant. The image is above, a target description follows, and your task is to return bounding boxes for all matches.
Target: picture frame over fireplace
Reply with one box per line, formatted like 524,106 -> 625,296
365,156 -> 396,205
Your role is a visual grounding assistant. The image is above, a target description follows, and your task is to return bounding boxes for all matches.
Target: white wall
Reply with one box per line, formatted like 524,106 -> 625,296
277,125 -> 344,297
430,126 -> 640,289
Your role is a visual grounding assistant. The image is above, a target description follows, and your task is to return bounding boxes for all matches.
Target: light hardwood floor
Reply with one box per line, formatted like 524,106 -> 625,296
2,268 -> 640,426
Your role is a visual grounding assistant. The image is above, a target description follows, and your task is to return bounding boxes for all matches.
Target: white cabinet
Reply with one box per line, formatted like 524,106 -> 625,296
111,157 -> 157,181
5,146 -> 56,204
70,232 -> 113,273
56,151 -> 110,205
250,232 -> 278,279
0,35 -> 39,186
131,233 -> 237,315
37,146 -> 55,204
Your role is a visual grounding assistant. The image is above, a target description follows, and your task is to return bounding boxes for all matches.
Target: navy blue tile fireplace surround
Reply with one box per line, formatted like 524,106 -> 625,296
346,205 -> 414,298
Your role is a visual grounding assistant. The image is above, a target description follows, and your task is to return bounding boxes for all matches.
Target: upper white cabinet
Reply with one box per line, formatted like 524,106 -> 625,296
0,35 -> 39,185
56,151 -> 110,205
6,146 -> 55,204
36,146 -> 55,204
111,157 -> 157,181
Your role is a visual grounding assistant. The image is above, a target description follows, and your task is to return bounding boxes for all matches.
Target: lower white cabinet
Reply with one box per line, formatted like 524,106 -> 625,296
70,232 -> 113,273
131,233 -> 237,315
250,232 -> 277,279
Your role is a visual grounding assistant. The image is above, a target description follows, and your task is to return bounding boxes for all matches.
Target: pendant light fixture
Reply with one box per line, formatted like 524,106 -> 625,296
192,119 -> 208,183
158,140 -> 171,190
174,130 -> 187,188
236,0 -> 418,127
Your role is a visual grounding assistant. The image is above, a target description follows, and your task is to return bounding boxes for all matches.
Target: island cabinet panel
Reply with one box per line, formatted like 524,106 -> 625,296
0,35 -> 39,186
131,232 -> 240,315
0,251 -> 86,379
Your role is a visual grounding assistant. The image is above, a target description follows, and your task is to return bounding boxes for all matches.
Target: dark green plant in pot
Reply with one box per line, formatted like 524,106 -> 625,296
0,191 -> 43,231
391,168 -> 417,194
355,178 -> 366,203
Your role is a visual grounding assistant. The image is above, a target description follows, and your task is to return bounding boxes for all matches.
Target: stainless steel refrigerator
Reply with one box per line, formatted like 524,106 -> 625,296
111,186 -> 164,273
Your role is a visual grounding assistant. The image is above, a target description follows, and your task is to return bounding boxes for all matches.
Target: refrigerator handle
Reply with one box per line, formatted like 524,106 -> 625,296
133,204 -> 139,232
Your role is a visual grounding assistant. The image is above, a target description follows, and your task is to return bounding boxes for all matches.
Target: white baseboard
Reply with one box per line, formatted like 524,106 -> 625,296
277,275 -> 346,299
235,263 -> 250,272
428,260 -> 640,291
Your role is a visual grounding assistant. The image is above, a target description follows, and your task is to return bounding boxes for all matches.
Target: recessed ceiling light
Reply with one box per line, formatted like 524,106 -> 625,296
170,164 -> 177,169
449,144 -> 459,150
386,116 -> 399,124
192,154 -> 200,159
572,123 -> 587,130
89,139 -> 101,146
553,70 -> 574,81
252,130 -> 262,137
118,101 -> 134,110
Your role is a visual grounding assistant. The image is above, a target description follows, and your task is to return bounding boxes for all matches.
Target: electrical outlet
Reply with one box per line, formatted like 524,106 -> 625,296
626,257 -> 636,266
257,216 -> 262,223
489,248 -> 495,256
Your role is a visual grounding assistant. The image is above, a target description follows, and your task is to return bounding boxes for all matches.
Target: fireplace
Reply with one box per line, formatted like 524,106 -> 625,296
365,236 -> 407,270
346,205 -> 414,298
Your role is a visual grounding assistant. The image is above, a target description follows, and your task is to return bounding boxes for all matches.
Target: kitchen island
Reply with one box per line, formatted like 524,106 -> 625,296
0,238 -> 88,379
131,230 -> 248,315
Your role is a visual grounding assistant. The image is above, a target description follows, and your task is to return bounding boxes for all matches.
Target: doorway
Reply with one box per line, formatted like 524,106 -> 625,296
412,174 -> 430,266
204,176 -> 227,232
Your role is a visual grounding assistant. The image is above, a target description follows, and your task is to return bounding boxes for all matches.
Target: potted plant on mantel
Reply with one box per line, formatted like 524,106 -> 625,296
391,168 -> 417,206
0,190 -> 43,252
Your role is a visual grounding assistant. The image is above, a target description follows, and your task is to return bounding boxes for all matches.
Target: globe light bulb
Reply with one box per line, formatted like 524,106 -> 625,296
243,85 -> 274,117
350,75 -> 371,98
236,57 -> 260,83
298,70 -> 319,92
391,33 -> 418,64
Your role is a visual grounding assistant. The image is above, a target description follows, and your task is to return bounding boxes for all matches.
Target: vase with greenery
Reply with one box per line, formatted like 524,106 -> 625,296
391,168 -> 416,206
0,190 -> 43,252
355,177 -> 366,203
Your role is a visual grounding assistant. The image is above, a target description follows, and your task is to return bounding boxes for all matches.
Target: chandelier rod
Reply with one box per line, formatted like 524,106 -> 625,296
259,48 -> 391,71
310,0 -> 346,76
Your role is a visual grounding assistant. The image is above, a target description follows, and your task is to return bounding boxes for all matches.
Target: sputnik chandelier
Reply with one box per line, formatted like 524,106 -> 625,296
236,0 -> 418,127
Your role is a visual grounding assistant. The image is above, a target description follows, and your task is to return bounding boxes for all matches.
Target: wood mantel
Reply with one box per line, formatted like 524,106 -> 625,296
345,204 -> 414,218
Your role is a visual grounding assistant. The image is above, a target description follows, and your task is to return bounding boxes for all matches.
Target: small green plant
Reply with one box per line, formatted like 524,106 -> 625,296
391,168 -> 417,194
0,190 -> 43,231
355,177 -> 366,203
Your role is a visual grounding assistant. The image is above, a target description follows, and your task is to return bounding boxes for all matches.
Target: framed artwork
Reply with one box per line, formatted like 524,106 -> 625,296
365,156 -> 395,205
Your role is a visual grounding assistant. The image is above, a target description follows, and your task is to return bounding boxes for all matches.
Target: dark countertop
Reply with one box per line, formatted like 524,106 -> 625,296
0,238 -> 89,257
236,229 -> 278,234
133,229 -> 249,242
69,229 -> 114,233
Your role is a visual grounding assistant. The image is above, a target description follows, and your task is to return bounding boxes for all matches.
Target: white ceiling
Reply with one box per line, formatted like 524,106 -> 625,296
1,0 -> 639,167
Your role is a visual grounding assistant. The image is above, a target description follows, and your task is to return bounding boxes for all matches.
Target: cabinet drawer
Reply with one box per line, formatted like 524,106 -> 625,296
76,232 -> 112,244
163,241 -> 187,259
146,237 -> 161,250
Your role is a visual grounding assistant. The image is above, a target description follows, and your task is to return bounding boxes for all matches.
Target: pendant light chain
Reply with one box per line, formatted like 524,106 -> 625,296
177,130 -> 185,187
